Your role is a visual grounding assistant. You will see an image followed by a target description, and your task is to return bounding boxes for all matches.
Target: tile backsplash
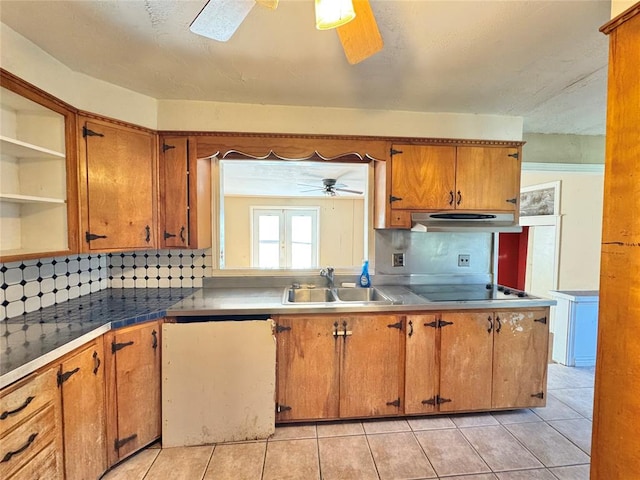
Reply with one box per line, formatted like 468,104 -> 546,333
1,249 -> 213,320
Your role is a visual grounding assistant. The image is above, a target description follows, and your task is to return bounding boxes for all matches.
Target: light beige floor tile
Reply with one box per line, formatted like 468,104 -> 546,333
317,420 -> 365,437
444,474 -> 498,480
495,469 -> 557,479
548,418 -> 592,454
363,418 -> 411,434
263,439 -> 319,480
451,413 -> 500,428
444,475 -> 498,480
531,396 -> 583,421
546,365 -> 595,390
367,432 -> 436,479
270,423 -> 316,440
407,415 -> 456,431
204,442 -> 266,480
505,423 -> 590,467
318,435 -> 378,480
460,425 -> 543,472
414,428 -> 490,477
548,389 -> 594,419
144,445 -> 213,480
548,464 -> 591,480
102,449 -> 160,480
491,409 -> 543,425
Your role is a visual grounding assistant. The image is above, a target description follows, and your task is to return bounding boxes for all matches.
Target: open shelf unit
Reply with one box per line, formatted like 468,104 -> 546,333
0,78 -> 77,261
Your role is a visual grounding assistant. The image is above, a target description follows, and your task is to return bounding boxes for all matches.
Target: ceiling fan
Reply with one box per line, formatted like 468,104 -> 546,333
189,0 -> 383,64
299,178 -> 364,196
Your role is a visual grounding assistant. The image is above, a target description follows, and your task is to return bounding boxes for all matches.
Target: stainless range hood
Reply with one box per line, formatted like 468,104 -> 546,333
410,212 -> 522,233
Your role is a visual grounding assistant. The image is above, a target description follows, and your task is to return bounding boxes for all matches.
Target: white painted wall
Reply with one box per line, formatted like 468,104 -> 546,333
521,171 -> 604,290
1,22 -> 523,141
612,0 -> 637,17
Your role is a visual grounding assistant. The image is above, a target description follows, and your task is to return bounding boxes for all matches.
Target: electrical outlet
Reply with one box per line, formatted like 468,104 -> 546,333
458,254 -> 470,267
392,253 -> 405,267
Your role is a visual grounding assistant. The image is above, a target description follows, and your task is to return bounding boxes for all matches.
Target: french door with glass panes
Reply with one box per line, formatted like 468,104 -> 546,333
251,208 -> 319,269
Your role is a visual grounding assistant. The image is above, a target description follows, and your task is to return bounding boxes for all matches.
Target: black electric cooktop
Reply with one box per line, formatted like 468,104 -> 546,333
409,284 -> 529,302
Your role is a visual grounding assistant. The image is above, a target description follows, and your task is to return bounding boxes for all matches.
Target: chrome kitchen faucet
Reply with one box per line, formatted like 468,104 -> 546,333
320,267 -> 335,289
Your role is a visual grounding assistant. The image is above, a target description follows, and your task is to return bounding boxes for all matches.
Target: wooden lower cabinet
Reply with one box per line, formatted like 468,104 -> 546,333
105,320 -> 161,466
58,337 -> 107,480
0,367 -> 64,480
404,309 -> 550,415
275,314 -> 404,422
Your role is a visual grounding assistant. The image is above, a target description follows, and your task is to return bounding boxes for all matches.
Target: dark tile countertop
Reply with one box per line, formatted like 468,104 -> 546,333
0,288 -> 195,388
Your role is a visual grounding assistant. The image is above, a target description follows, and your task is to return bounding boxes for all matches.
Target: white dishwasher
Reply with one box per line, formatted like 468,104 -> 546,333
162,318 -> 276,447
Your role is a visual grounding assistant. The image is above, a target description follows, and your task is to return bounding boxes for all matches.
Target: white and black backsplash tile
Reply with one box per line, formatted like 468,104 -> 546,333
0,254 -> 109,320
108,249 -> 213,289
1,249 -> 213,320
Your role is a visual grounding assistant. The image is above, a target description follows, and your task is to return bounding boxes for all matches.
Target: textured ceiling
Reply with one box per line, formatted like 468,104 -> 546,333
0,0 -> 611,135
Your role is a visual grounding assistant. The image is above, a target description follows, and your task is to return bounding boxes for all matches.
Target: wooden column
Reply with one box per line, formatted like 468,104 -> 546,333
592,4 -> 640,478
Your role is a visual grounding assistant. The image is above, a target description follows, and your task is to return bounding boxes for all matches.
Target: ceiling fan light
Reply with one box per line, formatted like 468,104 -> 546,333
315,0 -> 356,30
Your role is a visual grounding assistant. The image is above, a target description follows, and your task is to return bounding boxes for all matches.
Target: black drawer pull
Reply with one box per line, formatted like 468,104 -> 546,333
0,396 -> 35,420
152,330 -> 158,350
180,226 -> 186,243
112,340 -> 134,353
1,433 -> 38,463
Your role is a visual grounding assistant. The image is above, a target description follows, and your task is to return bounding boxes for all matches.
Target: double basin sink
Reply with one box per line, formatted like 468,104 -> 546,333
283,286 -> 393,305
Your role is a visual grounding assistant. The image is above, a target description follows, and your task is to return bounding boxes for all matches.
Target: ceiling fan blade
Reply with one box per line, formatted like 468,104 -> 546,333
335,188 -> 364,195
336,0 -> 383,65
256,0 -> 278,9
190,0 -> 256,42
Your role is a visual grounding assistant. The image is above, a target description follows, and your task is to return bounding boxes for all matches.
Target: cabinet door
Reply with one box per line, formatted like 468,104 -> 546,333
404,314 -> 439,414
439,312 -> 493,412
108,322 -> 161,462
339,315 -> 404,418
275,316 -> 340,421
82,119 -> 156,250
492,309 -> 549,408
455,146 -> 521,211
390,145 -> 456,210
160,137 -> 189,248
59,338 -> 107,480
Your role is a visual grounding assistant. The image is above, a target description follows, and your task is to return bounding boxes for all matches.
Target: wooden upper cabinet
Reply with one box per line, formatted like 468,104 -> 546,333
378,141 -> 523,228
79,117 -> 157,251
0,70 -> 79,262
159,136 -> 211,249
390,145 -> 456,210
58,338 -> 107,480
492,309 -> 549,409
456,146 -> 520,212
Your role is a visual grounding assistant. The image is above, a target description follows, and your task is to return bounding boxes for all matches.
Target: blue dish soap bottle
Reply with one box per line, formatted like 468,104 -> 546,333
359,260 -> 371,287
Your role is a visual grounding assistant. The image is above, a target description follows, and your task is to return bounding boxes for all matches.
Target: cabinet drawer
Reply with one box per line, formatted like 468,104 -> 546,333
0,368 -> 58,436
6,440 -> 62,480
0,404 -> 60,479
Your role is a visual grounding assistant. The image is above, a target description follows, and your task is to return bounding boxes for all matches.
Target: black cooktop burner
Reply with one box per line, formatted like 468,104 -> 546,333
409,284 -> 528,302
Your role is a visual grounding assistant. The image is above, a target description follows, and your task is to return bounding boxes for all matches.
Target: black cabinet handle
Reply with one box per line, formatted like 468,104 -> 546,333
0,396 -> 34,420
152,330 -> 158,350
496,316 -> 502,333
449,191 -> 454,206
457,190 -> 462,205
180,226 -> 186,244
1,433 -> 38,463
333,321 -> 339,338
145,225 -> 151,243
92,351 -> 101,375
487,316 -> 493,333
408,320 -> 414,337
163,231 -> 176,240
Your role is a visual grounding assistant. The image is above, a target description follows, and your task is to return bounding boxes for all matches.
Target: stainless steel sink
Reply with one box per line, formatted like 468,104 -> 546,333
334,287 -> 391,303
283,286 -> 392,304
284,287 -> 336,303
